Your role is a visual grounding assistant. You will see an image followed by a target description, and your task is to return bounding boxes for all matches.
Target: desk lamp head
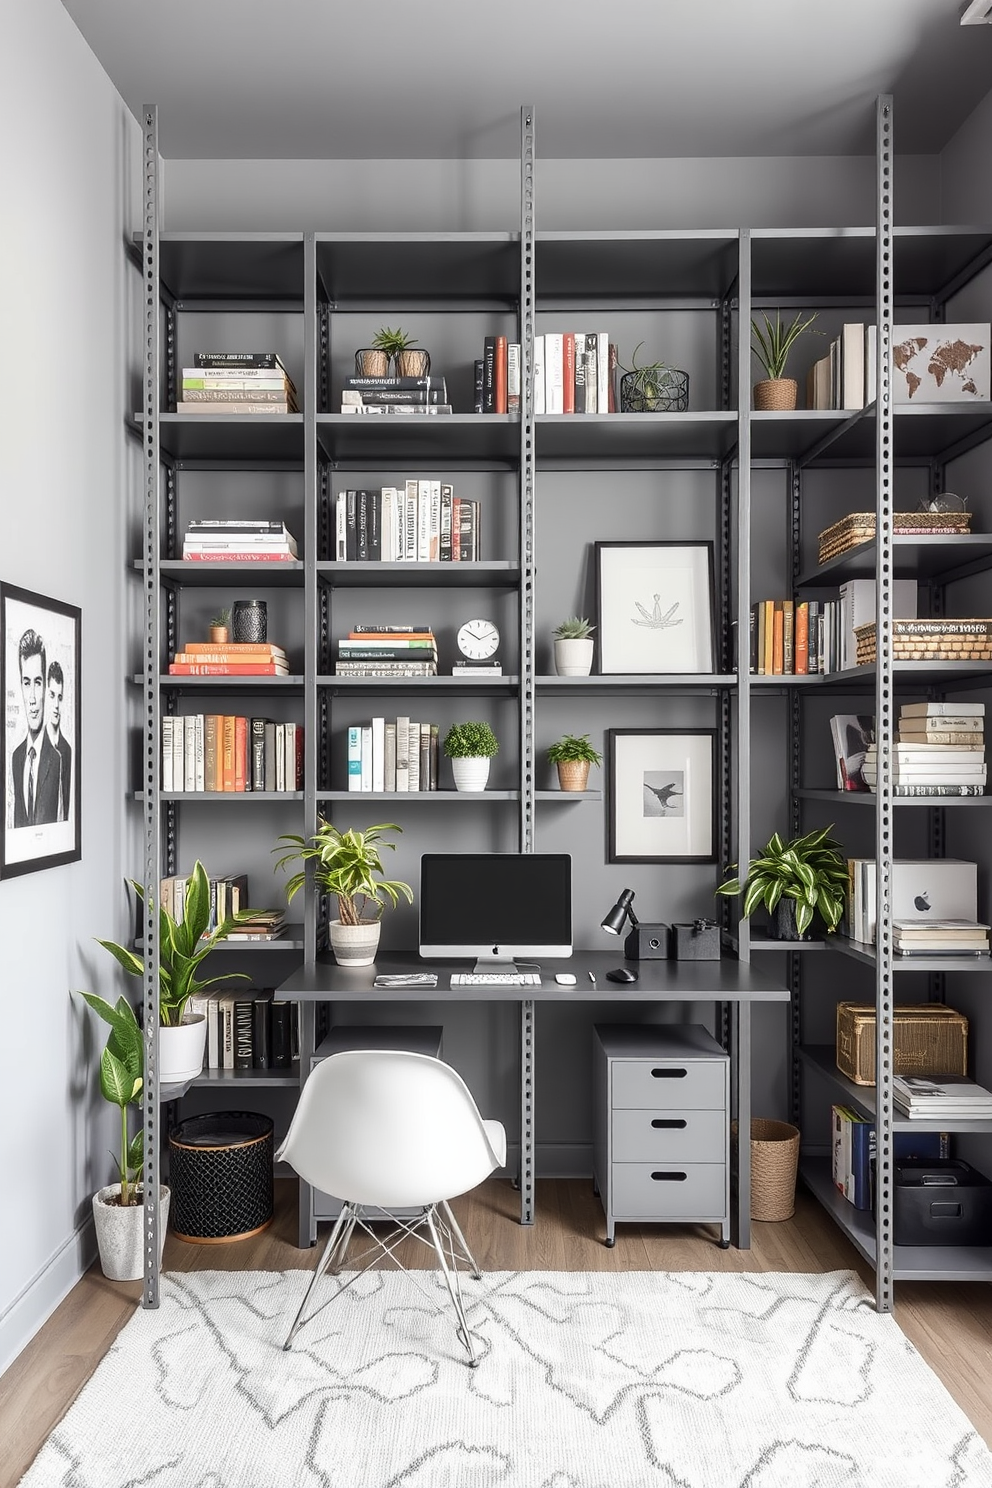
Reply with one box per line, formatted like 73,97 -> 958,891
601,888 -> 669,965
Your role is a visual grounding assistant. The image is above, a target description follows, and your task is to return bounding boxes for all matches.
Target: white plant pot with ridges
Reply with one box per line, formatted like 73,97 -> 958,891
329,918 -> 381,967
92,1184 -> 170,1281
451,756 -> 491,792
554,638 -> 594,676
159,1015 -> 207,1084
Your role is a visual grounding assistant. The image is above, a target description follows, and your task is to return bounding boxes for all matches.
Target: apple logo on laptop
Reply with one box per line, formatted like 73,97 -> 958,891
914,892 -> 931,912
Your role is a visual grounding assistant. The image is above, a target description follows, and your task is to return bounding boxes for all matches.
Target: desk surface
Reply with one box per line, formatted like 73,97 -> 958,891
276,950 -> 789,1002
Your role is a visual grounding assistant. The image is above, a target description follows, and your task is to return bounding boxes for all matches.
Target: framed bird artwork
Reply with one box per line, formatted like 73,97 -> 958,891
607,729 -> 716,863
595,541 -> 716,674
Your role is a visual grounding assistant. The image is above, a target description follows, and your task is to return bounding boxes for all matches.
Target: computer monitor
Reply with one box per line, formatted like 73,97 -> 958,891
419,853 -> 572,972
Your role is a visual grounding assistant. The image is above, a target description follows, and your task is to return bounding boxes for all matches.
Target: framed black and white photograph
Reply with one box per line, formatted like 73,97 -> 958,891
596,541 -> 716,674
2,582 -> 81,878
608,729 -> 716,863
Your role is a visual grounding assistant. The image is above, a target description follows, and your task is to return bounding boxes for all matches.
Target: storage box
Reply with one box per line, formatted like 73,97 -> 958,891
836,1001 -> 968,1086
891,1160 -> 992,1246
672,921 -> 721,960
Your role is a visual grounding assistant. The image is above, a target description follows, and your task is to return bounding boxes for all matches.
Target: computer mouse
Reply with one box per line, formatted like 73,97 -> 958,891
606,967 -> 638,983
554,973 -> 577,986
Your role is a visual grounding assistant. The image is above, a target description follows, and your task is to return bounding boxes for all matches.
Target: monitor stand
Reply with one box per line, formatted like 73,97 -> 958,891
472,951 -> 519,976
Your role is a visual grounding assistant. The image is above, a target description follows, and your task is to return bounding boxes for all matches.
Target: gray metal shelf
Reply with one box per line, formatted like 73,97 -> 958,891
318,674 -> 518,694
799,1044 -> 992,1133
797,787 -> 990,807
316,789 -> 600,803
316,561 -> 520,589
150,231 -> 305,302
133,411 -> 305,462
154,559 -> 305,588
832,936 -> 992,974
314,232 -> 520,302
316,413 -> 520,465
797,535 -> 992,588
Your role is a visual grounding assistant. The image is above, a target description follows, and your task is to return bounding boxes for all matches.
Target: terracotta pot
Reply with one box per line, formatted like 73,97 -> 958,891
753,378 -> 797,411
451,756 -> 491,792
92,1184 -> 170,1281
557,760 -> 591,792
329,918 -> 381,967
209,625 -> 229,644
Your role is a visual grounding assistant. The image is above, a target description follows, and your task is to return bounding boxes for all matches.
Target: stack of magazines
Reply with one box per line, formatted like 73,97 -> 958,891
894,1074 -> 992,1120
893,918 -> 990,957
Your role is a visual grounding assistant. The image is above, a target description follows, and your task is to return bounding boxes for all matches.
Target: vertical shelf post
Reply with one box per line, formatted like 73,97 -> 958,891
733,228 -> 753,1247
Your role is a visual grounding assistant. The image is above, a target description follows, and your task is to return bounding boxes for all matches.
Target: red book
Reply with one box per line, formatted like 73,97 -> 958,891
451,498 -> 462,562
234,715 -> 248,793
794,602 -> 809,675
222,716 -> 236,792
494,335 -> 508,414
562,333 -> 575,414
167,663 -> 289,675
772,604 -> 784,676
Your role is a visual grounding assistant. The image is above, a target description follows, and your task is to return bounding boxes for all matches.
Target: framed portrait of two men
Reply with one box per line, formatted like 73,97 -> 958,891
1,582 -> 81,878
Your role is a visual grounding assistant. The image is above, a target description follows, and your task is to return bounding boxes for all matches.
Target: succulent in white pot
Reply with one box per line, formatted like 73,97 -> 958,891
443,721 -> 499,791
553,616 -> 595,676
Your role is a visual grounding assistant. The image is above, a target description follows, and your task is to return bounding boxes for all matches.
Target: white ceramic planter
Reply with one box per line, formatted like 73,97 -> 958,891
92,1184 -> 170,1281
451,756 -> 491,792
553,637 -> 594,676
329,918 -> 381,967
159,1014 -> 207,1084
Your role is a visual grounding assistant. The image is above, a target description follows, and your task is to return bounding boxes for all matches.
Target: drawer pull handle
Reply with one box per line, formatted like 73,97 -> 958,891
650,1171 -> 687,1182
650,1118 -> 687,1129
651,1067 -> 687,1079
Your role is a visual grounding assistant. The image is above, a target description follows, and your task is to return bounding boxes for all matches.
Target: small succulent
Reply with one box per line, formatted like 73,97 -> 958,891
751,311 -> 818,381
442,721 -> 499,759
371,326 -> 417,357
553,616 -> 595,640
209,607 -> 231,629
547,733 -> 602,766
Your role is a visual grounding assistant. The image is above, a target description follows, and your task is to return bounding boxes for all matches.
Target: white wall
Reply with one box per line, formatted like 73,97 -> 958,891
940,84 -> 992,223
0,0 -> 140,1374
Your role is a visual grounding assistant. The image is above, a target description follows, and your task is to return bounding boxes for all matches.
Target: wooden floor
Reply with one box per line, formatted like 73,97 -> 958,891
4,1177 -> 992,1484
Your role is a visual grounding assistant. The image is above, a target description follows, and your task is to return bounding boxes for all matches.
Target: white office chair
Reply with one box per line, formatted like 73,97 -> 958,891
276,1049 -> 506,1366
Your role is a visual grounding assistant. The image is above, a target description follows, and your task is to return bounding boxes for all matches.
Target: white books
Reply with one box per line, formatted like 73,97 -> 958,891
206,993 -> 221,1069
839,578 -> 918,672
383,722 -> 397,791
417,479 -> 431,562
360,725 -> 373,792
840,322 -> 865,409
533,334 -> 545,415
598,331 -> 610,413
901,701 -> 985,718
219,995 -> 236,1071
172,715 -> 186,791
371,716 -> 385,792
275,725 -> 286,791
407,721 -> 420,792
194,714 -> 205,793
507,341 -> 521,414
335,491 -> 347,560
162,716 -> 174,791
285,721 -> 298,791
545,332 -> 564,414
380,486 -> 397,561
428,480 -> 441,562
865,323 -> 877,404
347,725 -> 362,791
404,480 -> 418,562
893,1074 -> 992,1115
395,717 -> 410,792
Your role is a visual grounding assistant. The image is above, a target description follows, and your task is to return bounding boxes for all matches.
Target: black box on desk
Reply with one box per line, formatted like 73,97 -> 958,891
892,1159 -> 992,1246
672,921 -> 721,961
624,923 -> 671,959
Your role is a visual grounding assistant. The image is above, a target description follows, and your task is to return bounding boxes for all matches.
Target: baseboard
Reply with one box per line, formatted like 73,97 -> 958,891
0,1217 -> 97,1378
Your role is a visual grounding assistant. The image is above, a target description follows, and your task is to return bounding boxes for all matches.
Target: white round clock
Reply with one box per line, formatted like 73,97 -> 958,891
456,618 -> 500,662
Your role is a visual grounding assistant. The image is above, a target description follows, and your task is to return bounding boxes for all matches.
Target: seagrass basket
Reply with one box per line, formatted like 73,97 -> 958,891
744,1118 -> 800,1221
753,378 -> 797,411
556,760 -> 591,792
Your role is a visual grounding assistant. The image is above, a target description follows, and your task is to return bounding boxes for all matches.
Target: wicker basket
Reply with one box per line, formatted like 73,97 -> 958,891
747,1118 -> 800,1221
753,378 -> 797,411
817,510 -> 972,565
556,760 -> 591,792
836,1002 -> 968,1086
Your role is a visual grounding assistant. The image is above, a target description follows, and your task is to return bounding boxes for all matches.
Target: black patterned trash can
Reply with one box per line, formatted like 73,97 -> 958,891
169,1112 -> 274,1243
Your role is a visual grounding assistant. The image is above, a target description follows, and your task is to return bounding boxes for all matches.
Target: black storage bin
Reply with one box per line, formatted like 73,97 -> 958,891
169,1111 -> 274,1243
892,1159 -> 992,1246
672,921 -> 721,961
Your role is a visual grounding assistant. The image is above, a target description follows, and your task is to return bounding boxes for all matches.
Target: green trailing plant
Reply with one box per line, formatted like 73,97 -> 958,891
273,820 -> 413,925
209,607 -> 231,629
76,992 -> 144,1206
546,733 -> 603,767
750,310 -> 818,381
96,860 -> 255,1028
553,616 -> 595,640
715,826 -> 847,937
371,325 -> 417,357
442,721 -> 499,759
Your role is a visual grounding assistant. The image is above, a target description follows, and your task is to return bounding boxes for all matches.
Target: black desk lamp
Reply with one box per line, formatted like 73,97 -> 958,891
601,888 -> 670,962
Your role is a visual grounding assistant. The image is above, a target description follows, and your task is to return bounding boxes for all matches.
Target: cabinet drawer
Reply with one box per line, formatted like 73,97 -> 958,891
611,1058 -> 726,1111
610,1162 -> 727,1221
612,1107 -> 726,1162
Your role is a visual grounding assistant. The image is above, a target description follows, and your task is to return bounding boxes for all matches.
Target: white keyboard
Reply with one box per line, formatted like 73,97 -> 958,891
450,972 -> 542,988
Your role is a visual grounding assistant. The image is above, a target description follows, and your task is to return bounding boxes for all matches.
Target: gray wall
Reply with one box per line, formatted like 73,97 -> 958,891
0,0 -> 140,1374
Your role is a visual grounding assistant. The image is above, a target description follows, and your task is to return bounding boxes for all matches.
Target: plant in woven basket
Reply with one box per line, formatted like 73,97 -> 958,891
751,311 -> 817,410
618,343 -> 688,413
715,825 -> 847,939
273,819 -> 413,925
547,732 -> 602,793
371,325 -> 418,359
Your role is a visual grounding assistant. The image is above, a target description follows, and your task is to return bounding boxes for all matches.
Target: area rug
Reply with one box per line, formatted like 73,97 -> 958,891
20,1268 -> 992,1487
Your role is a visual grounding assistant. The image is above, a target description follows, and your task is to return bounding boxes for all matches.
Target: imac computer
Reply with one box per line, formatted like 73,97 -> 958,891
419,853 -> 572,974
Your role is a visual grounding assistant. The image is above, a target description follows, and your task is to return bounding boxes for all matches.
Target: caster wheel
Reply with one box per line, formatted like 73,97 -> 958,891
718,1238 -> 731,1250
604,1236 -> 616,1248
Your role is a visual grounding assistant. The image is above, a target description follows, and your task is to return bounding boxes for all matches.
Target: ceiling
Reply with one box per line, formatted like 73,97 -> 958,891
61,0 -> 992,161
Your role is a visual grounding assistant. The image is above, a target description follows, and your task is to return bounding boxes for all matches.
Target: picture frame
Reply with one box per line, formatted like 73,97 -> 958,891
595,541 -> 716,674
2,582 -> 81,878
607,729 -> 716,864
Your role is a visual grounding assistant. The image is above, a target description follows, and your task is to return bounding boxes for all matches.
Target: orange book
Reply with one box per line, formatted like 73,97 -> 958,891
168,662 -> 287,675
762,600 -> 775,676
795,602 -> 809,674
562,333 -> 575,413
772,604 -> 784,675
494,335 -> 508,414
182,642 -> 286,656
222,715 -> 236,792
234,715 -> 248,793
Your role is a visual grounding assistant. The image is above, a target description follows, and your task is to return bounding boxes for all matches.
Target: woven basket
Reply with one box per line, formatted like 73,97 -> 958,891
753,378 -> 797,411
747,1118 -> 800,1221
556,760 -> 591,792
817,511 -> 972,565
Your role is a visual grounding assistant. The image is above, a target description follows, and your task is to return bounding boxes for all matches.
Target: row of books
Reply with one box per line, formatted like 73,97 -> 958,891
161,870 -> 250,928
177,352 -> 299,414
182,519 -> 298,563
168,642 -> 289,677
474,337 -> 519,414
831,1106 -> 948,1210
333,484 -> 481,563
349,717 -> 440,792
336,627 -> 438,678
806,323 -> 877,411
894,1074 -> 992,1120
831,703 -> 987,796
532,332 -> 616,415
749,579 -> 917,676
161,714 -> 304,793
844,856 -> 982,948
188,990 -> 299,1071
340,374 -> 451,415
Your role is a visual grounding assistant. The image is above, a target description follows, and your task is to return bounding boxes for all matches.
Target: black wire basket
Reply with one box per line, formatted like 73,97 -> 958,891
620,367 -> 689,413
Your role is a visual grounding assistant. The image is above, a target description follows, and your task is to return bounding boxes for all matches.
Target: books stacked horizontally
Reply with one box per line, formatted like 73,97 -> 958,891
335,626 -> 437,678
863,702 -> 986,797
855,617 -> 992,664
189,990 -> 298,1072
168,641 -> 289,677
182,519 -> 298,563
161,714 -> 303,793
178,352 -> 298,414
893,919 -> 990,957
348,717 -> 439,792
340,375 -> 451,415
224,909 -> 287,942
334,483 -> 480,562
893,1074 -> 992,1121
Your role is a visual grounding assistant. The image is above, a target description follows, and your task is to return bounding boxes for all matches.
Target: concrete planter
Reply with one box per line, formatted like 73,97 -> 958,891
92,1184 -> 170,1281
451,756 -> 491,791
329,919 -> 381,967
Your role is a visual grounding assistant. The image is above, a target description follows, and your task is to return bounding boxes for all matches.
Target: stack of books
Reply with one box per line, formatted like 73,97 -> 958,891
864,701 -> 986,797
182,519 -> 298,562
893,1074 -> 992,1121
334,483 -> 480,562
223,909 -> 287,942
335,626 -> 438,678
160,870 -> 249,927
348,717 -> 440,791
168,642 -> 289,677
161,714 -> 303,793
893,919 -> 990,957
189,990 -> 298,1072
339,375 -> 450,415
177,352 -> 298,414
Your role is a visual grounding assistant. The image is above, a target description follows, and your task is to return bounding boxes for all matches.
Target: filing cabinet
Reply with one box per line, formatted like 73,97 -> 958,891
593,1023 -> 730,1247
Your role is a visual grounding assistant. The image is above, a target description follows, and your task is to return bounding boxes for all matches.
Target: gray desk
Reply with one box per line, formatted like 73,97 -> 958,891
276,950 -> 789,1249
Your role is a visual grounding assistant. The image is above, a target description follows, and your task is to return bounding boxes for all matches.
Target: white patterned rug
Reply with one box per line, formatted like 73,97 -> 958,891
20,1268 -> 992,1487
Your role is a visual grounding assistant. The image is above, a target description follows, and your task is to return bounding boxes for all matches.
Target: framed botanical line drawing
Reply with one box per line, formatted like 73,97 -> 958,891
1,582 -> 81,878
607,729 -> 716,864
595,541 -> 716,674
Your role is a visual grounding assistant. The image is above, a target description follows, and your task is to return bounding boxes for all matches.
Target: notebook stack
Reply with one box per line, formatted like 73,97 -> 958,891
893,918 -> 991,957
863,701 -> 986,797
178,352 -> 298,413
182,519 -> 298,562
339,375 -> 451,415
335,626 -> 438,677
893,1074 -> 992,1121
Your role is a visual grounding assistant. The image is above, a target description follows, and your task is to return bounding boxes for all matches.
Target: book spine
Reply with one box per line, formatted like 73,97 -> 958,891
507,342 -> 520,414
167,663 -> 287,675
562,332 -> 575,414
533,334 -> 545,415
340,388 -> 448,404
573,332 -> 587,413
545,333 -> 564,414
439,483 -> 453,562
598,331 -> 610,413
419,722 -> 430,792
270,1002 -> 292,1068
220,997 -> 235,1070
335,491 -> 347,560
251,717 -> 267,791
772,603 -> 784,675
181,385 -> 290,399
162,716 -> 174,791
782,599 -> 795,674
183,551 -> 297,562
193,352 -> 287,369
407,721 -> 421,792
252,994 -> 272,1070
360,725 -> 372,792
473,358 -> 484,413
384,721 -> 397,791
233,1000 -> 254,1070
371,716 -> 385,793
396,717 -> 410,792
184,715 -> 197,793
275,724 -> 286,792
483,336 -> 496,413
263,723 -> 276,792
795,602 -> 809,675
430,723 -> 439,790
222,716 -> 236,792
494,335 -> 508,414
234,715 -> 248,792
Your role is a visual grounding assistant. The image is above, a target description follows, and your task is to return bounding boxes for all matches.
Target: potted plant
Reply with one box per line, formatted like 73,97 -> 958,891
715,825 -> 847,941
442,721 -> 499,792
618,343 -> 689,413
547,732 -> 602,792
751,310 -> 817,411
355,325 -> 430,379
208,607 -> 231,644
553,616 -> 595,676
96,860 -> 256,1082
273,819 -> 413,966
76,991 -> 170,1280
